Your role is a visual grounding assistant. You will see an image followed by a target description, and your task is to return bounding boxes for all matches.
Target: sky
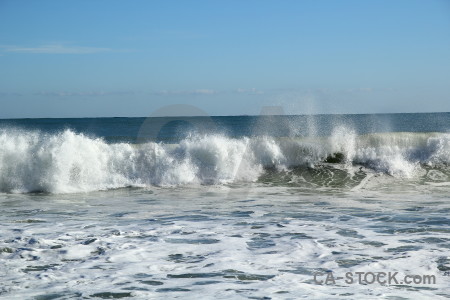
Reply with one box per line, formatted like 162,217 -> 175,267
0,0 -> 449,118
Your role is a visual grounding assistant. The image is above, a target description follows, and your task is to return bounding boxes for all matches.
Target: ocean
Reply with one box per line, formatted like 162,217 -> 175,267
1,113 -> 450,299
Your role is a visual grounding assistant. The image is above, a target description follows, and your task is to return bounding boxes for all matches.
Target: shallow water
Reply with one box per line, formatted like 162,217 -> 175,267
1,185 -> 449,299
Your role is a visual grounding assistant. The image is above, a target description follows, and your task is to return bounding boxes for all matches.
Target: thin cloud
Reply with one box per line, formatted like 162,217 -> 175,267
0,92 -> 23,96
343,87 -> 396,93
1,44 -> 112,54
235,88 -> 264,95
35,91 -> 135,97
154,89 -> 218,96
345,87 -> 374,93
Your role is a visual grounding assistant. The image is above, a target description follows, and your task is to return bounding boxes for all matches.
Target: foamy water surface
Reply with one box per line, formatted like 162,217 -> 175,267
1,186 -> 450,299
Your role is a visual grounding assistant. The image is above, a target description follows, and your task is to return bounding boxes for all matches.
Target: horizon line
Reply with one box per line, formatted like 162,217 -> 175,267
0,111 -> 449,120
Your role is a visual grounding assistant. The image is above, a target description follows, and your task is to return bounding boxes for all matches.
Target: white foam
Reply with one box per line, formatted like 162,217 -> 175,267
1,187 -> 449,298
1,128 -> 450,193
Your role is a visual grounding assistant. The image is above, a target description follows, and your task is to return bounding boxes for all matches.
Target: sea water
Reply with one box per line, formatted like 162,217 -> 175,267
0,113 -> 450,299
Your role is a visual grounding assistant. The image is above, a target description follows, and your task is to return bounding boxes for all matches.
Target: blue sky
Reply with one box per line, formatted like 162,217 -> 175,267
0,0 -> 449,117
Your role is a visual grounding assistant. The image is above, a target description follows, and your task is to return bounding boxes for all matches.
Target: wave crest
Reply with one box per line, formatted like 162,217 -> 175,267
1,128 -> 450,193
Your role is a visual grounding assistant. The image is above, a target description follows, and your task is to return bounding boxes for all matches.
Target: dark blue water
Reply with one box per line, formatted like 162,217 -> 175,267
1,112 -> 449,143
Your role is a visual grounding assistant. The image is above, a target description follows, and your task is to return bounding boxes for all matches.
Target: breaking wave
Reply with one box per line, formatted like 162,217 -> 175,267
1,128 -> 450,193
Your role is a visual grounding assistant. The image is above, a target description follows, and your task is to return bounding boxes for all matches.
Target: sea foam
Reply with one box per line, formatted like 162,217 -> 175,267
0,128 -> 449,193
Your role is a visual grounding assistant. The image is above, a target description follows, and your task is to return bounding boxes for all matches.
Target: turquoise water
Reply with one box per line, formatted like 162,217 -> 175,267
0,113 -> 449,299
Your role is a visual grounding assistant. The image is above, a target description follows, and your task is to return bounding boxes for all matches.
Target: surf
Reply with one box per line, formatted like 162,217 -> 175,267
0,128 -> 449,193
